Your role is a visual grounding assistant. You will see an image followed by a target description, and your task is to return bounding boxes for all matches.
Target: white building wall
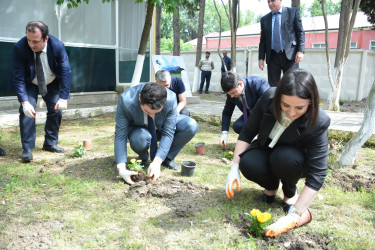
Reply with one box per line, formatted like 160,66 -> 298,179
165,49 -> 375,101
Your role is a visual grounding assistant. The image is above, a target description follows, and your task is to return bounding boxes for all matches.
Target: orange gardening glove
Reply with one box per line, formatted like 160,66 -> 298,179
147,161 -> 161,184
225,163 -> 241,198
264,206 -> 301,237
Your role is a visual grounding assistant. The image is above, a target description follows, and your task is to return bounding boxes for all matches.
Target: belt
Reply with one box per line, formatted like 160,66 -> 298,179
272,49 -> 284,54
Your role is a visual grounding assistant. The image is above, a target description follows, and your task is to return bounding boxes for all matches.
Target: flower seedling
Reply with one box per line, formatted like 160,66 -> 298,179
127,159 -> 143,172
249,209 -> 272,237
222,151 -> 234,161
72,145 -> 86,158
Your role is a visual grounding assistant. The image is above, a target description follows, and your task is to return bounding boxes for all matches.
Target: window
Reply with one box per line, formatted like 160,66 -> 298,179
370,41 -> 375,51
313,43 -> 326,49
350,42 -> 357,49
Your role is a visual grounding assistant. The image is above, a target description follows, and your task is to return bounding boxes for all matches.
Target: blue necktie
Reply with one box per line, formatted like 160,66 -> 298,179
273,12 -> 281,53
148,115 -> 157,161
241,94 -> 248,123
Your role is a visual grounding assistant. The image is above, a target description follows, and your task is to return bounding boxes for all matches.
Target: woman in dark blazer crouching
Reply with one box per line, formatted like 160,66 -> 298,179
225,68 -> 330,237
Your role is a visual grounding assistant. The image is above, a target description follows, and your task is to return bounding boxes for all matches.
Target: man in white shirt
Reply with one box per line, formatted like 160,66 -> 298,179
198,51 -> 214,94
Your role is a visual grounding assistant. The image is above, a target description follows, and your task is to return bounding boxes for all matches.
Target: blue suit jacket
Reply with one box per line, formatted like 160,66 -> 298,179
114,83 -> 177,164
221,76 -> 270,132
11,35 -> 71,102
259,6 -> 305,63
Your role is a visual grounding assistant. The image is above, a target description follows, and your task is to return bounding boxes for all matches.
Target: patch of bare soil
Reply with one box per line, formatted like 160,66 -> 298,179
126,178 -> 209,217
325,170 -> 375,192
0,220 -> 65,249
320,98 -> 367,113
234,213 -> 334,249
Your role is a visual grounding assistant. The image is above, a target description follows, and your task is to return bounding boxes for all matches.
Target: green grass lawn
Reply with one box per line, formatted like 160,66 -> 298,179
0,113 -> 374,249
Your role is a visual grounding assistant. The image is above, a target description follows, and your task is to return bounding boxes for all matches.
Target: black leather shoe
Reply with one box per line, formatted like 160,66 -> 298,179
43,145 -> 64,153
262,193 -> 275,204
21,149 -> 33,162
162,159 -> 179,170
282,201 -> 293,213
205,90 -> 209,94
0,148 -> 5,156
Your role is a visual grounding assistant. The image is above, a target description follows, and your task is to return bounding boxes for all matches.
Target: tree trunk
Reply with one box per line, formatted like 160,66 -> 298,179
213,0 -> 226,71
291,0 -> 300,8
339,81 -> 375,166
173,2 -> 180,56
155,6 -> 162,55
193,0 -> 205,92
321,0 -> 361,111
131,1 -> 155,86
229,0 -> 239,72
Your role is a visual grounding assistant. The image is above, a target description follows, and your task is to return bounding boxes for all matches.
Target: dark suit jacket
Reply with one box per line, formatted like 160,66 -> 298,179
258,6 -> 305,63
221,76 -> 270,132
114,83 -> 177,164
11,35 -> 71,103
238,87 -> 330,191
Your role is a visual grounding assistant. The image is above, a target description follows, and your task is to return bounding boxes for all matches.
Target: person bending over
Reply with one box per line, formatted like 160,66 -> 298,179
219,72 -> 269,146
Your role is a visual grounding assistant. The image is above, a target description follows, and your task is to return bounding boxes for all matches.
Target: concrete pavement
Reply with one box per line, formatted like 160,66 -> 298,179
0,94 -> 372,134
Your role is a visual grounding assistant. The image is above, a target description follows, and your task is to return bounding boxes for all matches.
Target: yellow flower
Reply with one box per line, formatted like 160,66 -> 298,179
229,151 -> 233,155
264,212 -> 272,221
257,213 -> 268,223
136,160 -> 142,163
130,159 -> 136,164
250,209 -> 261,217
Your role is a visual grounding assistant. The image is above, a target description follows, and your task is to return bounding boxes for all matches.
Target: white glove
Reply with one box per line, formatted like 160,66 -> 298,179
54,98 -> 67,110
117,163 -> 137,185
22,101 -> 36,119
264,205 -> 301,237
225,163 -> 241,198
219,131 -> 228,147
147,161 -> 161,184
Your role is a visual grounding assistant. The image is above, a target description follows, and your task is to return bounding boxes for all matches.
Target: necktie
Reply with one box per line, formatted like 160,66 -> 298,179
147,115 -> 157,161
273,12 -> 281,53
241,94 -> 248,123
35,51 -> 48,96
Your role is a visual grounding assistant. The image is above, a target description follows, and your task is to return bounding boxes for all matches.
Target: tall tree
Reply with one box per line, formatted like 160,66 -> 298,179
291,0 -> 300,8
310,0 -> 341,16
321,0 -> 361,111
359,0 -> 375,24
229,0 -> 240,72
173,3 -> 181,56
155,6 -> 162,55
192,0 -> 206,92
339,81 -> 375,166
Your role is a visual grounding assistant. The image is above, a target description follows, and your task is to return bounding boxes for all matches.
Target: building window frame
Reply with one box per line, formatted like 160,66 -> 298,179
312,43 -> 326,49
370,40 -> 375,51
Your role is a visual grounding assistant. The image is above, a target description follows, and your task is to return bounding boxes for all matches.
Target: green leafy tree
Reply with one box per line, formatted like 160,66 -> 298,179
160,38 -> 193,52
309,0 -> 341,16
359,0 -> 375,24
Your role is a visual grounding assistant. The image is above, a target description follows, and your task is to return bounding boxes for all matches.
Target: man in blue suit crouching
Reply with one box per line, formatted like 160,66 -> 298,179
115,83 -> 198,185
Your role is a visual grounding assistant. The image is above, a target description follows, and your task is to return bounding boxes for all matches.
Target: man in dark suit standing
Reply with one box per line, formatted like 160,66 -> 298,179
221,50 -> 231,74
11,21 -> 71,162
258,0 -> 305,87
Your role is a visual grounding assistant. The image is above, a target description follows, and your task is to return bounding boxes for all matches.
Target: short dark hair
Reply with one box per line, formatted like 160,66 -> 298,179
140,83 -> 167,110
26,21 -> 49,40
205,51 -> 210,55
273,68 -> 320,131
221,71 -> 241,93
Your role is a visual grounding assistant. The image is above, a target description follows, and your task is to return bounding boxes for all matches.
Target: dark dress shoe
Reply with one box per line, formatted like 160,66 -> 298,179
21,149 -> 33,162
282,201 -> 293,213
43,145 -> 64,153
162,159 -> 179,170
205,90 -> 209,94
0,148 -> 5,156
262,193 -> 275,204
